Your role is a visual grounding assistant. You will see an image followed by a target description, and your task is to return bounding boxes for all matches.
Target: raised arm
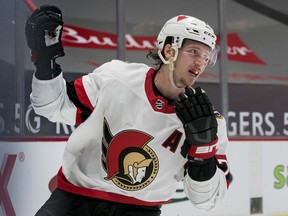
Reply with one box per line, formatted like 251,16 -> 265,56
26,5 -> 95,125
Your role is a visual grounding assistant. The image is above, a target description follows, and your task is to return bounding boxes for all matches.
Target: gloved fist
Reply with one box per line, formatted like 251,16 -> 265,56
173,87 -> 218,159
25,5 -> 65,62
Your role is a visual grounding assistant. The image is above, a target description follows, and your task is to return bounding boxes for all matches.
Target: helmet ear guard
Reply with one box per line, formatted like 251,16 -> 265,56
157,39 -> 179,88
157,38 -> 179,65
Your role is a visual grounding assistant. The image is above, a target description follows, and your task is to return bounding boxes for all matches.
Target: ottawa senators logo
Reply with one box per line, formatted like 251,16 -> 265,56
101,118 -> 159,191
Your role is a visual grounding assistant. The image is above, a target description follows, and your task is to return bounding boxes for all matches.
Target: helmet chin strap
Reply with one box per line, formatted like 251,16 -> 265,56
158,45 -> 180,89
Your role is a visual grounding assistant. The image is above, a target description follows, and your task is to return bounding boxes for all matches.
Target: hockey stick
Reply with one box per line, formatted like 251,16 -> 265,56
23,0 -> 37,11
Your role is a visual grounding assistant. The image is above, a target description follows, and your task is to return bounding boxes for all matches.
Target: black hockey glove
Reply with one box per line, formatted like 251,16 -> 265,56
25,5 -> 65,79
173,87 -> 218,159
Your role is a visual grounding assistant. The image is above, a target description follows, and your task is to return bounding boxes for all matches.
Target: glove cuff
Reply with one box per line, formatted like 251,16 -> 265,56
187,157 -> 216,181
187,136 -> 218,160
34,57 -> 62,80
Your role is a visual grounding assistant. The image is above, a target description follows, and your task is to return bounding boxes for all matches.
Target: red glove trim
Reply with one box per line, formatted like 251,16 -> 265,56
188,136 -> 218,159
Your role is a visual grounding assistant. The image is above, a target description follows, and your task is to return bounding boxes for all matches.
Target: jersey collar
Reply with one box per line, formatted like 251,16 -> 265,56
145,68 -> 176,114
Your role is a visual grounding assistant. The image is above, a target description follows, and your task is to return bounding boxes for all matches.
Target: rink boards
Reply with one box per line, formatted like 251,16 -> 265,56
1,139 -> 288,216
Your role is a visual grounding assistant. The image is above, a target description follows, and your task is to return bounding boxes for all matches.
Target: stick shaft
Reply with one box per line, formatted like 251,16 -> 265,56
23,0 -> 37,11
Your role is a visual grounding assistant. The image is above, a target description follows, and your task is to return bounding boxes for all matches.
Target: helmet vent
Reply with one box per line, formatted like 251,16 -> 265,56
187,28 -> 199,35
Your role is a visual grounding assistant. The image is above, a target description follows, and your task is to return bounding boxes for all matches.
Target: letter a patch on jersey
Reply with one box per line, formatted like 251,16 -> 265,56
101,118 -> 159,191
162,129 -> 182,153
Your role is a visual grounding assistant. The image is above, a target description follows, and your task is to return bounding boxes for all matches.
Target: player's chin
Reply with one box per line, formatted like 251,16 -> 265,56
184,78 -> 196,87
180,82 -> 194,88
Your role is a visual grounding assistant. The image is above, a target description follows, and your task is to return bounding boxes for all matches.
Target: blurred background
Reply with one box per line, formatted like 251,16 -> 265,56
0,0 -> 287,139
0,0 -> 288,215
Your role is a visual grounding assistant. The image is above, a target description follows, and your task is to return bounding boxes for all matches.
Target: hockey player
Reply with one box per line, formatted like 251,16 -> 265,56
25,5 -> 231,216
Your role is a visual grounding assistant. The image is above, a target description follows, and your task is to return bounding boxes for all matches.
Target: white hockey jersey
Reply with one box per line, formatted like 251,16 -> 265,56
31,60 -> 230,210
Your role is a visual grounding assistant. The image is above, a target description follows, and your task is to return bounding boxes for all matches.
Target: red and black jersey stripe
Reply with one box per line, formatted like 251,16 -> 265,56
66,78 -> 94,124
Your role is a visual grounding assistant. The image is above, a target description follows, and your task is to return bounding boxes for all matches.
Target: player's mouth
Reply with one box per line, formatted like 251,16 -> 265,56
188,69 -> 199,77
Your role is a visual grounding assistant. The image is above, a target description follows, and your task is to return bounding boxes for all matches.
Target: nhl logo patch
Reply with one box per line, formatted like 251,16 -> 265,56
155,99 -> 164,109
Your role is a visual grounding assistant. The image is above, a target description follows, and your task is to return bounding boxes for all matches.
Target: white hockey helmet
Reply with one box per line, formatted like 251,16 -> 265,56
157,15 -> 217,52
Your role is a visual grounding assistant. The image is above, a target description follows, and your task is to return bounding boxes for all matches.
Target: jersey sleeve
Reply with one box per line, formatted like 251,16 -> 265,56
182,114 -> 231,211
183,168 -> 227,211
30,62 -> 111,125
30,73 -> 77,125
66,74 -> 98,124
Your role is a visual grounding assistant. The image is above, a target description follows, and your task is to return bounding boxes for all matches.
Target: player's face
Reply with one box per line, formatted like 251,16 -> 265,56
174,40 -> 210,87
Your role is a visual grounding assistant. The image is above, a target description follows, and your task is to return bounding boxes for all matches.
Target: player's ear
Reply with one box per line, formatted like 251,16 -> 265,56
163,44 -> 174,60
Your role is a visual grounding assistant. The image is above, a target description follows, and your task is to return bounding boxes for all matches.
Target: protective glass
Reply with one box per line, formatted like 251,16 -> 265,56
181,45 -> 220,67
